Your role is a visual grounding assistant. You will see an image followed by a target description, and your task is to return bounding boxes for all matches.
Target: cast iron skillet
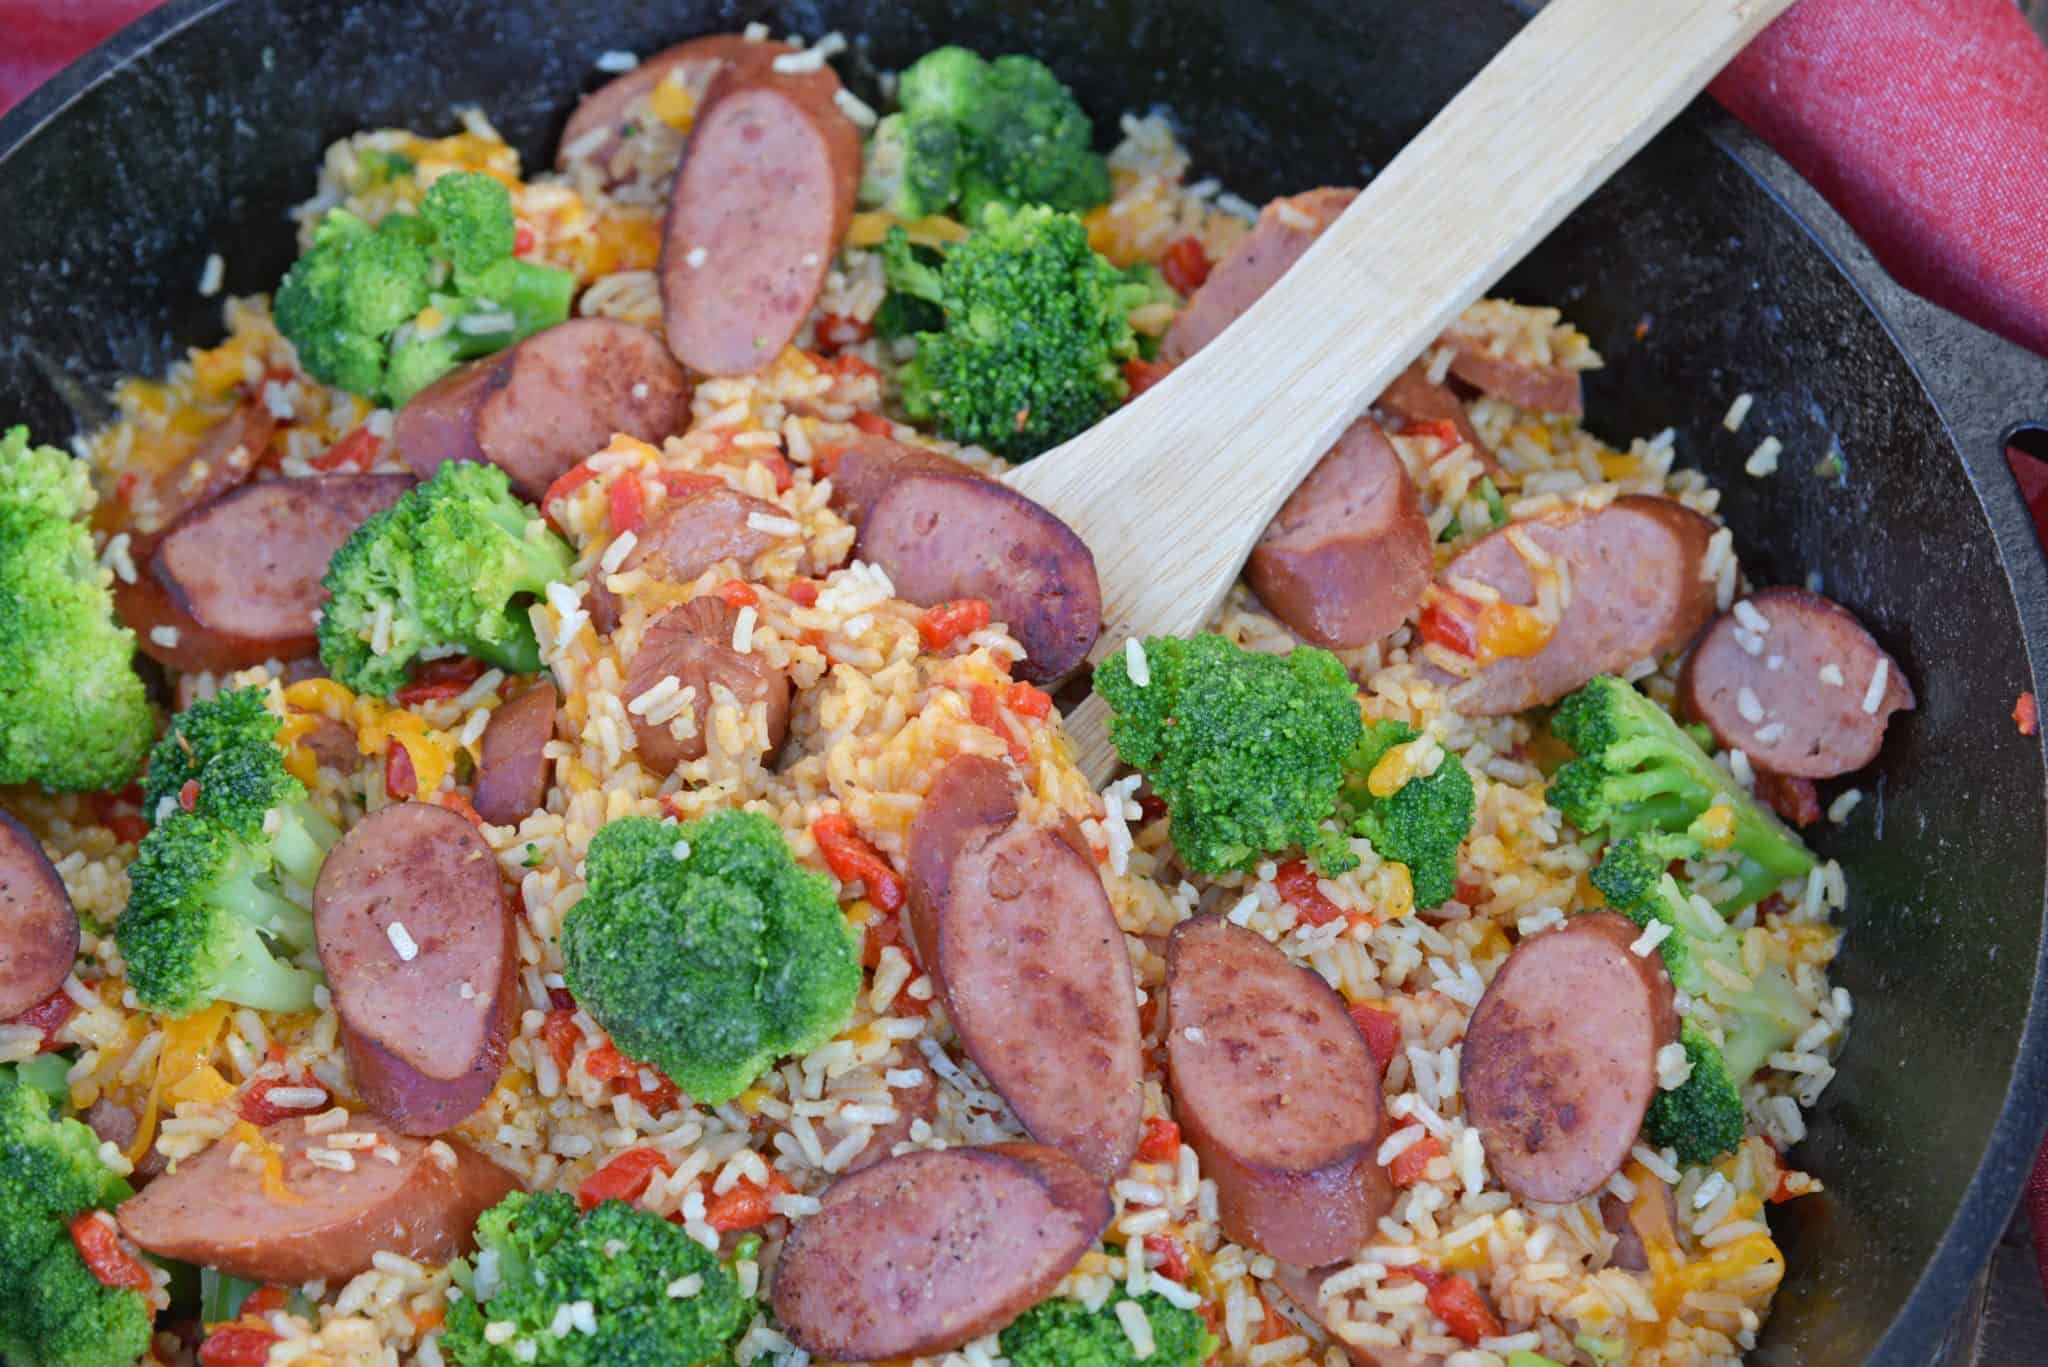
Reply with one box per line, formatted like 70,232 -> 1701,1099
3,1 -> 2046,1360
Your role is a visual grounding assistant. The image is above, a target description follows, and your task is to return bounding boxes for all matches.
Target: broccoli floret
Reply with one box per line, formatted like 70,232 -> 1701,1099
0,1078 -> 152,1367
274,172 -> 573,406
115,810 -> 321,1017
1339,720 -> 1475,910
883,207 -> 1161,461
318,462 -> 574,696
1000,1290 -> 1217,1367
0,428 -> 154,793
1549,676 -> 1814,911
884,47 -> 1109,222
1095,634 -> 1363,877
1590,840 -> 1813,1165
560,811 -> 861,1106
442,1191 -> 750,1367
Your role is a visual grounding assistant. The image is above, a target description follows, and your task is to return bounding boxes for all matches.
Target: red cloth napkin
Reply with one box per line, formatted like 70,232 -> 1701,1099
6,0 -> 2048,1306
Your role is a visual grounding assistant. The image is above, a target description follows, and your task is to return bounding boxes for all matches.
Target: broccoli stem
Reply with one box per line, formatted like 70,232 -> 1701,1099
270,804 -> 341,890
210,927 -> 320,1014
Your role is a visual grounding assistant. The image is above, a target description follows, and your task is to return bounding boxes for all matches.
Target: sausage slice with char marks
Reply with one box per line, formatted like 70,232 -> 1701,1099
906,755 -> 1142,1181
1438,323 -> 1585,416
118,1118 -> 519,1283
0,809 -> 78,1022
587,484 -> 791,634
1463,911 -> 1678,1203
623,597 -> 790,774
1679,586 -> 1914,778
472,682 -> 558,827
313,802 -> 515,1135
859,472 -> 1102,683
394,318 -> 691,500
1246,416 -> 1432,649
1161,188 -> 1357,365
661,54 -> 861,374
116,530 -> 307,674
152,473 -> 414,646
1165,915 -> 1391,1266
1432,494 -> 1720,715
556,33 -> 772,184
821,434 -> 975,525
772,1142 -> 1110,1360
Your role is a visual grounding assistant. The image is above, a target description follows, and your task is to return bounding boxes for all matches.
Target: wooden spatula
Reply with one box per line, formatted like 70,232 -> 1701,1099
1005,0 -> 1794,784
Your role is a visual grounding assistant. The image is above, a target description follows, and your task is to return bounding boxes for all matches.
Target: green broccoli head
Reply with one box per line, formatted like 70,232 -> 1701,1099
142,685 -> 277,816
859,111 -> 965,220
442,1191 -> 751,1367
1549,676 -> 1814,912
115,811 -> 319,1017
318,461 -> 574,695
1644,1021 -> 1747,1168
1340,719 -> 1476,910
0,1078 -> 151,1367
0,430 -> 153,794
883,207 -> 1157,461
275,173 -> 572,405
561,811 -> 862,1106
1095,634 -> 1363,877
1000,1290 -> 1217,1367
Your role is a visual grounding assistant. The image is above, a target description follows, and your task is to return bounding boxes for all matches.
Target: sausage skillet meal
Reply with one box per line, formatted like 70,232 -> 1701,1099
0,26 -> 1906,1367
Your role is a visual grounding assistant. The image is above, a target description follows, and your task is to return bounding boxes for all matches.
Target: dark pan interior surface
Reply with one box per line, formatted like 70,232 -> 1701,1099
3,2 -> 2047,1362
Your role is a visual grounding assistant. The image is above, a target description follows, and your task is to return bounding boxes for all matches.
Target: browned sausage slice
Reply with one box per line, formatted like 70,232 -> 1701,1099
471,682 -> 558,827
1246,416 -> 1432,649
1439,324 -> 1585,416
1164,915 -> 1390,1266
118,1118 -> 519,1283
312,802 -> 515,1135
588,484 -> 790,634
1463,911 -> 1678,1203
0,809 -> 77,1021
843,1069 -> 938,1174
152,474 -> 414,644
661,58 -> 861,374
1433,494 -> 1720,715
622,598 -> 790,774
393,319 -> 692,500
555,34 -> 771,182
859,472 -> 1102,683
905,755 -> 1142,1181
299,715 -> 362,774
1374,363 -> 1500,476
771,1142 -> 1110,1360
821,434 -> 975,525
1161,188 -> 1357,365
128,400 -> 275,534
115,531 -> 306,674
1678,586 -> 1914,778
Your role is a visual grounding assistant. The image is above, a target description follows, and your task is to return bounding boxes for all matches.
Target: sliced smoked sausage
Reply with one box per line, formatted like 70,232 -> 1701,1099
313,802 -> 515,1135
116,531 -> 306,675
556,33 -> 771,184
772,1142 -> 1110,1360
1438,322 -> 1585,417
1374,363 -> 1500,476
905,755 -> 1142,1181
127,400 -> 274,535
471,682 -> 558,827
1462,911 -> 1679,1203
0,809 -> 77,1022
393,318 -> 691,500
1165,915 -> 1390,1266
661,54 -> 861,374
821,434 -> 975,525
118,1118 -> 519,1283
152,474 -> 414,646
1678,586 -> 1914,778
1246,416 -> 1432,649
623,598 -> 790,774
1161,188 -> 1356,365
1433,494 -> 1720,715
1601,1181 -> 1676,1272
859,472 -> 1102,682
588,484 -> 791,634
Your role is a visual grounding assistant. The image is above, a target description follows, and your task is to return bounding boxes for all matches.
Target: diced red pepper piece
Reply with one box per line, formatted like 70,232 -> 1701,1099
541,1008 -> 581,1074
115,471 -> 139,504
393,656 -> 487,706
1275,860 -> 1346,927
1002,682 -> 1053,719
176,779 -> 200,813
1754,768 -> 1821,828
309,427 -> 381,472
859,909 -> 902,970
583,1043 -> 682,1114
814,313 -> 872,353
1403,417 -> 1466,452
547,986 -> 576,1011
239,1072 -> 322,1126
198,1325 -> 283,1367
809,446 -> 845,479
719,579 -> 760,610
384,741 -> 418,801
540,460 -> 603,532
1122,357 -> 1172,402
1137,793 -> 1168,824
240,1284 -> 289,1316
1388,1132 -> 1442,1187
513,223 -> 536,255
786,578 -> 820,608
1143,1232 -> 1189,1282
703,1169 -> 795,1231
68,1212 -> 152,1291
658,469 -> 723,500
829,353 -> 880,380
1418,589 -> 1483,658
437,790 -> 486,828
577,1146 -> 675,1212
810,815 -> 905,912
1348,1001 -> 1402,1076
2017,691 -> 2038,737
918,599 -> 991,651
1136,1116 -> 1181,1163
1159,236 -> 1212,294
850,411 -> 894,437
968,685 -> 1029,763
10,989 -> 77,1049
1426,1274 -> 1503,1345
608,472 -> 647,534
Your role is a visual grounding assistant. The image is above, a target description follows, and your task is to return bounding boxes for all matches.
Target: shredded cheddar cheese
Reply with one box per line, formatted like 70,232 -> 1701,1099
1476,601 -> 1554,661
128,1002 -> 229,1165
168,1064 -> 237,1107
845,211 -> 970,249
1695,802 -> 1738,850
232,1120 -> 306,1206
647,75 -> 697,129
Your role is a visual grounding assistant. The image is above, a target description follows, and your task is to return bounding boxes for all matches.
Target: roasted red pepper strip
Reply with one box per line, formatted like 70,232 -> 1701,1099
540,460 -> 602,530
1347,1001 -> 1402,1076
810,815 -> 905,912
1426,1274 -> 1503,1344
68,1212 -> 152,1291
608,471 -> 647,534
1418,588 -> 1484,658
577,1146 -> 675,1212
